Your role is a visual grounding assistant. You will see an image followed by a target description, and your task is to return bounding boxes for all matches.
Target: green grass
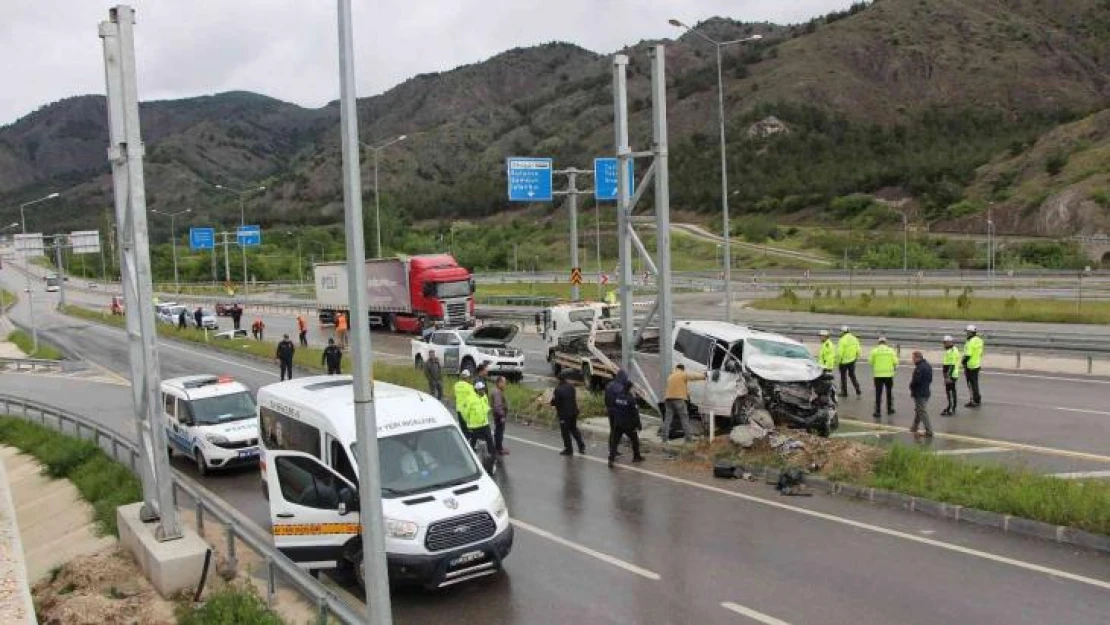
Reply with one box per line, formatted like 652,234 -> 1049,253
870,445 -> 1110,535
0,417 -> 142,536
7,330 -> 64,360
752,292 -> 1110,324
177,582 -> 285,625
0,289 -> 15,310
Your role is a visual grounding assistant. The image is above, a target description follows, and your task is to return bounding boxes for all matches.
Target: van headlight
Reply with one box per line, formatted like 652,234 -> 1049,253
492,495 -> 508,520
385,517 -> 418,540
205,434 -> 229,445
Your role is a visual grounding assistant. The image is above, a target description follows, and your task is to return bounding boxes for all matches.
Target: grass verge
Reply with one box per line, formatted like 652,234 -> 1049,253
177,582 -> 285,625
752,291 -> 1110,324
6,330 -> 65,360
0,416 -> 141,536
0,288 -> 15,310
870,444 -> 1110,535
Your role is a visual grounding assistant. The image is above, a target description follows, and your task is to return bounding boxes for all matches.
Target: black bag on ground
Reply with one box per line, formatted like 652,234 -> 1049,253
713,461 -> 738,479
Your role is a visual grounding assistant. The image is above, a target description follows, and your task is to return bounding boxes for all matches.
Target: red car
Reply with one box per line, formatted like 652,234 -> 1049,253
215,302 -> 238,317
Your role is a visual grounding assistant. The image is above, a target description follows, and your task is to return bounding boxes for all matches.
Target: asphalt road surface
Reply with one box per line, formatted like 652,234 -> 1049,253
2,267 -> 1110,623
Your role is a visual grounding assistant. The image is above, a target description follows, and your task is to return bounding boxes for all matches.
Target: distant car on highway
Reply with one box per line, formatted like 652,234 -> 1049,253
158,304 -> 188,325
215,301 -> 238,317
162,374 -> 260,477
45,274 -> 60,292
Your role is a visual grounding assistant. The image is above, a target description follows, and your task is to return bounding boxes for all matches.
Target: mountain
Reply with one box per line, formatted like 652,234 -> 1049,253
1,0 -> 1108,241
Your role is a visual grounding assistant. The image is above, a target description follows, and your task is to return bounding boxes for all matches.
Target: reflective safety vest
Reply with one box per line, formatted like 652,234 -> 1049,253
838,333 -> 861,364
463,393 -> 490,429
943,345 -> 961,379
818,339 -> 836,370
965,335 -> 984,369
868,344 -> 898,378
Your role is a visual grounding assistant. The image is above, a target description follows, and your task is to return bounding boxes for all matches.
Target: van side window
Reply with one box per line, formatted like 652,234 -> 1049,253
330,439 -> 357,485
674,328 -> 690,356
683,332 -> 711,364
275,456 -> 341,509
163,393 -> 176,419
178,401 -> 194,424
260,406 -> 321,458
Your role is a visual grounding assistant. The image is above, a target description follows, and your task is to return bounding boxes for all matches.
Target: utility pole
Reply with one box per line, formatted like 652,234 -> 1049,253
152,208 -> 190,291
53,238 -> 67,308
553,168 -> 593,302
336,1 -> 393,622
100,4 -> 181,540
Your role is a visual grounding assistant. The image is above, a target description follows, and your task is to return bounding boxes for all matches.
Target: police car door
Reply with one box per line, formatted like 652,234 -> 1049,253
163,392 -> 191,455
265,449 -> 358,567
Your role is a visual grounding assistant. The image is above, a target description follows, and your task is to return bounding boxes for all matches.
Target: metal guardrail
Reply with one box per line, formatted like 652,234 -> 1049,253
0,394 -> 363,624
0,357 -> 68,372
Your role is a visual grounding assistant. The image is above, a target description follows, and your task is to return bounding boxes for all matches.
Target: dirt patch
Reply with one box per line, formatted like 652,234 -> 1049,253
32,546 -> 176,625
683,429 -> 884,483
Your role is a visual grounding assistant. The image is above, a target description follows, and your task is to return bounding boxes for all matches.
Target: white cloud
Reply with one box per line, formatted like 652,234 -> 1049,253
0,0 -> 854,125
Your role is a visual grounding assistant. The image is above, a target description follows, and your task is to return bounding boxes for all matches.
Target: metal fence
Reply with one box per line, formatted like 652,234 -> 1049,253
0,394 -> 364,624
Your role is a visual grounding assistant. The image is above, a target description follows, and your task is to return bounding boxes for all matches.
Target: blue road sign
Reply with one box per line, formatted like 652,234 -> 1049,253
189,227 -> 215,251
594,158 -> 635,202
237,225 -> 262,247
506,157 -> 553,202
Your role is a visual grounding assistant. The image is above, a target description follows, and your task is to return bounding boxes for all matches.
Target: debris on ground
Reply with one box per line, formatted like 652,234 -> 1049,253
701,428 -> 884,483
32,546 -> 176,625
729,423 -> 768,448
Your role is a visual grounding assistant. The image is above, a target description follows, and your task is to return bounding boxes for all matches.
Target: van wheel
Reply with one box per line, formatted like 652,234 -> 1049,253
731,397 -> 756,426
414,355 -> 424,370
353,550 -> 366,591
195,449 -> 208,478
550,361 -> 562,376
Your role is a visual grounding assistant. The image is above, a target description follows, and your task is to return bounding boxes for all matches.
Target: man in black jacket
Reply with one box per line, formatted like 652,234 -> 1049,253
909,350 -> 934,438
276,334 -> 296,381
231,304 -> 243,331
322,338 -> 342,374
424,351 -> 443,399
551,372 -> 585,456
193,306 -> 203,329
608,377 -> 644,467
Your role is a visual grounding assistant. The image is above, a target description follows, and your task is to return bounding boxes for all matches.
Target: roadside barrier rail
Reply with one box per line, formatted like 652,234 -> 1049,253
0,357 -> 68,373
0,394 -> 363,624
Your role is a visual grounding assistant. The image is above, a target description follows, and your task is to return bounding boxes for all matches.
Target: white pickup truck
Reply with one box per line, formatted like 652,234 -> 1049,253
411,324 -> 524,382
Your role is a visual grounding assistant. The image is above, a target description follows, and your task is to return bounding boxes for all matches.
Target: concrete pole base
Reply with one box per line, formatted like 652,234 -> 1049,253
118,502 -> 210,598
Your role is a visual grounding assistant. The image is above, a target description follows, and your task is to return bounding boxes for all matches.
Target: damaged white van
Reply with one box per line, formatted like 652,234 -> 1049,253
258,376 -> 513,589
673,320 -> 839,437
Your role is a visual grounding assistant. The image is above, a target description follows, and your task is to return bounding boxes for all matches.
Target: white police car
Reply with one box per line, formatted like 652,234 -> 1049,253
162,375 -> 260,476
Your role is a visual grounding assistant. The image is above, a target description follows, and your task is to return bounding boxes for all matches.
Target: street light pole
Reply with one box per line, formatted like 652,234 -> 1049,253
18,192 -> 61,235
214,183 -> 266,293
362,135 -> 407,257
151,208 -> 191,292
669,20 -> 761,323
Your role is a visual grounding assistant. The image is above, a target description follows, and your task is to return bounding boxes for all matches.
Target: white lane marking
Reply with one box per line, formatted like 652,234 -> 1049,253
720,601 -> 792,625
987,399 -> 1110,417
505,434 -> 1110,591
934,447 -> 1009,456
510,518 -> 660,581
839,418 -> 1110,464
1050,470 -> 1110,480
831,431 -> 888,438
989,370 -> 1110,385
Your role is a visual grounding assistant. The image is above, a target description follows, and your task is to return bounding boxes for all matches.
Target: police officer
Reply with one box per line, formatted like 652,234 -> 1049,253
963,325 -> 984,407
464,380 -> 497,458
454,370 -> 476,437
551,372 -> 586,456
868,336 -> 898,418
941,335 -> 961,416
275,334 -> 295,381
607,376 -> 644,467
837,326 -> 862,397
322,338 -> 343,374
817,330 -> 836,374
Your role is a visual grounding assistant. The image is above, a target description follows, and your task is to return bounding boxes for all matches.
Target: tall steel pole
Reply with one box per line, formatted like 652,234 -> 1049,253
902,212 -> 908,274
100,4 -> 181,540
18,193 -> 60,235
337,1 -> 393,622
567,171 -> 580,301
373,148 -> 381,256
54,239 -> 67,308
713,43 -> 732,321
652,45 -> 674,378
614,54 -> 634,370
239,194 -> 248,292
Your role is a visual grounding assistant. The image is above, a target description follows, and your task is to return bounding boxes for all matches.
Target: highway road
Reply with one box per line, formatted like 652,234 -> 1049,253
2,265 -> 1110,623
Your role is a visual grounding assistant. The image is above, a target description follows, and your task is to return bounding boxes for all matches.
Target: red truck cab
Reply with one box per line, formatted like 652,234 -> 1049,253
402,254 -> 474,333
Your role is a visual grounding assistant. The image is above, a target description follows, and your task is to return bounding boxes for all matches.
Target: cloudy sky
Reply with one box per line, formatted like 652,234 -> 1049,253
1,1 -> 854,126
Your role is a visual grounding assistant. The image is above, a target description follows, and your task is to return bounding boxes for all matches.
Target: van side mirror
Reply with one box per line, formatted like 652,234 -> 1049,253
711,370 -> 721,382
338,487 -> 358,515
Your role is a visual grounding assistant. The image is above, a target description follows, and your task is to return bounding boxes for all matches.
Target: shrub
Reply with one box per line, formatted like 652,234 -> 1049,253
1045,151 -> 1068,176
177,583 -> 284,625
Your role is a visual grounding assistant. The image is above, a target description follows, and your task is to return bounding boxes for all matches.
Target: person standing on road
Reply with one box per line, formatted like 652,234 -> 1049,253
276,334 -> 295,381
322,338 -> 343,374
909,350 -> 934,438
837,326 -> 862,397
336,312 -> 349,349
963,325 -> 984,407
231,304 -> 243,331
454,370 -> 476,437
604,369 -> 631,457
868,336 -> 898,419
534,312 -> 541,335
941,335 -> 961,416
464,380 -> 497,457
296,314 -> 308,347
608,375 -> 643,468
177,308 -> 187,330
490,376 -> 509,456
551,372 -> 586,456
661,364 -> 706,443
424,351 -> 443,400
194,306 -> 203,329
817,330 -> 836,374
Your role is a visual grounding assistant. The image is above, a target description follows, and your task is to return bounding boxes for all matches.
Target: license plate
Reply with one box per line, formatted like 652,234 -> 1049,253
450,550 -> 485,567
238,448 -> 260,458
